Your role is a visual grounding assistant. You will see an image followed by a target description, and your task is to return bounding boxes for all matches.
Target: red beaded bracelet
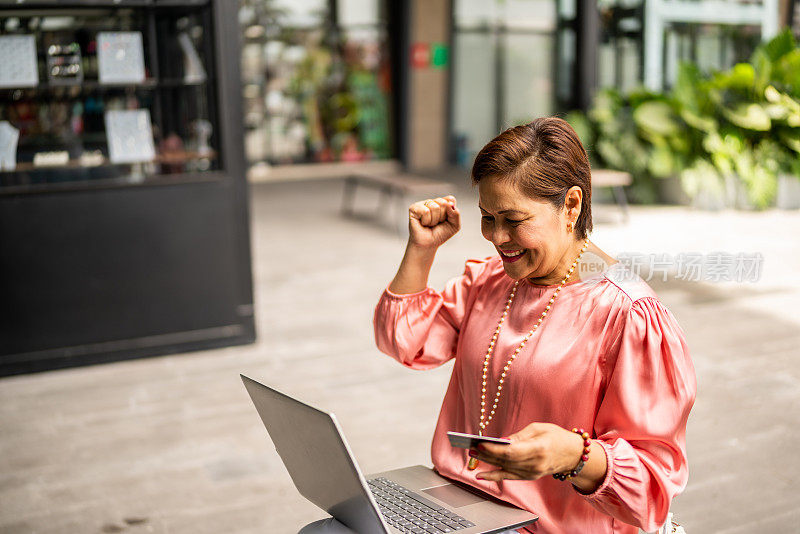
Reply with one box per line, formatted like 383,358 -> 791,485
552,427 -> 591,481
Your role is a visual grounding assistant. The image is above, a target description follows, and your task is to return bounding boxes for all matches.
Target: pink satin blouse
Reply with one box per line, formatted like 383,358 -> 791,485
373,256 -> 696,534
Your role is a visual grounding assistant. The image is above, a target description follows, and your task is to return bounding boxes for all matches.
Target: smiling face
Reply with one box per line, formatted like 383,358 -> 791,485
478,175 -> 581,284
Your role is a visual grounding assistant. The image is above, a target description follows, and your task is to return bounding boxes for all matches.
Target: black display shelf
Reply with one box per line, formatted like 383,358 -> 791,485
0,0 -> 255,375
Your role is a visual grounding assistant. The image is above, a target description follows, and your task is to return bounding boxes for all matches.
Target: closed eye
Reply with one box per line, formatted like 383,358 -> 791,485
481,215 -> 524,226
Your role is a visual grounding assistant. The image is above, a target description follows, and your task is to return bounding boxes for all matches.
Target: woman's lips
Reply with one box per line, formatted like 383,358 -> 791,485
499,249 -> 525,263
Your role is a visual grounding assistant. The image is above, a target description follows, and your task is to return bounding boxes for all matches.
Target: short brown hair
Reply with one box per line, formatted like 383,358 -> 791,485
471,117 -> 593,239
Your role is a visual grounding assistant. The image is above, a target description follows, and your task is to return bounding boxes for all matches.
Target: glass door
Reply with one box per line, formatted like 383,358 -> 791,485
451,0 -> 558,165
238,0 -> 394,169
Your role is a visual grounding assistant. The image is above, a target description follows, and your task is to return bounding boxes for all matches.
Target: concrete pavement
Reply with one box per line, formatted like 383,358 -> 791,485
1,177 -> 799,533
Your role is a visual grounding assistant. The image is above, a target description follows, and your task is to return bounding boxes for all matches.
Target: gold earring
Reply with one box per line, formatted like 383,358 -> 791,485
567,222 -> 573,232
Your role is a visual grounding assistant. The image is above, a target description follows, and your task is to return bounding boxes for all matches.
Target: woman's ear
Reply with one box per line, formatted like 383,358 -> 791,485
564,186 -> 582,220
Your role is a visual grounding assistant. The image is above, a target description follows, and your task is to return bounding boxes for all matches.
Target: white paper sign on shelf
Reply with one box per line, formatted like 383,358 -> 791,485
0,35 -> 39,88
97,31 -> 146,84
104,109 -> 156,164
0,122 -> 20,171
33,151 -> 69,167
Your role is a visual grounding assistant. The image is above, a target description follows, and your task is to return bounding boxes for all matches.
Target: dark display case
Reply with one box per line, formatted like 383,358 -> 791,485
0,0 -> 255,375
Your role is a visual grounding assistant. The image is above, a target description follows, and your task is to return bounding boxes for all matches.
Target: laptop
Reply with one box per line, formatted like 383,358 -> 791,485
241,375 -> 538,534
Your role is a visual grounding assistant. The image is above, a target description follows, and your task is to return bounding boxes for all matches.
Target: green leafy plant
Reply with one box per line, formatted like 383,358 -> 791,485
569,29 -> 800,209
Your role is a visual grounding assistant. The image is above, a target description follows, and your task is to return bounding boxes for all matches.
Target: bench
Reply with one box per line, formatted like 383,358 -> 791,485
592,169 -> 631,222
341,169 -> 631,233
341,173 -> 452,234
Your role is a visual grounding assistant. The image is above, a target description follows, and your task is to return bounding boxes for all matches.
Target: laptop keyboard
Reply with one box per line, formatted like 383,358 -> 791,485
367,477 -> 476,533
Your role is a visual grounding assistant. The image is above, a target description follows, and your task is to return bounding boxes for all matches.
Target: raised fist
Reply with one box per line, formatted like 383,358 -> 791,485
408,195 -> 461,249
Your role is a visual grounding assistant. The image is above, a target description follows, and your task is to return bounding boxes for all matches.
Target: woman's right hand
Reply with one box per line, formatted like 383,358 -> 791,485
408,195 -> 461,249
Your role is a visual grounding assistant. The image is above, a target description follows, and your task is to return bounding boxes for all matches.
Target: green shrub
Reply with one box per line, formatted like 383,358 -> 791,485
568,29 -> 800,208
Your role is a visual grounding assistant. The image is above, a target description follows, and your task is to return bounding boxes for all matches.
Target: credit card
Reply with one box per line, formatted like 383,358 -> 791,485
447,431 -> 512,449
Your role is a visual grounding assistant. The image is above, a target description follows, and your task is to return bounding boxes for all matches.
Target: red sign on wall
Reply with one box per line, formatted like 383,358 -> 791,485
411,43 -> 430,69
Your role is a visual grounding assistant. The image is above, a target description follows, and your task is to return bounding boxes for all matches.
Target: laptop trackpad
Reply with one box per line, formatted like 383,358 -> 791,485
422,484 -> 485,508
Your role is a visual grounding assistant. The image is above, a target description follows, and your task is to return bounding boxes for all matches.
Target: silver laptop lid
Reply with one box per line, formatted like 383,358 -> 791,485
241,375 -> 388,533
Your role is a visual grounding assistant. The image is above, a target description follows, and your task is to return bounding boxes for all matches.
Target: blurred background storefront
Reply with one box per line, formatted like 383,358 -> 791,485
237,0 -> 799,176
3,2 -> 800,533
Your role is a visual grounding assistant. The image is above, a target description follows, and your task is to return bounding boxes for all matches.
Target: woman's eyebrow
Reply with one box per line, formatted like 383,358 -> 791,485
478,205 -> 526,215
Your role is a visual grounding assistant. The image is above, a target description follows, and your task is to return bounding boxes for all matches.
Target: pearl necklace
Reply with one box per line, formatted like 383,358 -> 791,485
467,239 -> 589,470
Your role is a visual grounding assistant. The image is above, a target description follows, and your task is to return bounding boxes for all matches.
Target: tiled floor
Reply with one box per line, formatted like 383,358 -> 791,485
2,178 -> 799,533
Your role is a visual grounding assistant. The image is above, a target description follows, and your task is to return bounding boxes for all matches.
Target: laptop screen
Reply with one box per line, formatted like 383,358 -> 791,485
241,376 -> 387,533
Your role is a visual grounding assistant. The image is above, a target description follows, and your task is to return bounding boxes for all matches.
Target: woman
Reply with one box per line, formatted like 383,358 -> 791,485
373,118 -> 696,533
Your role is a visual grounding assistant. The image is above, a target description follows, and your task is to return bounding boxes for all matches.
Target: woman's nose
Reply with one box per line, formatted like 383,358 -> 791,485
491,226 -> 511,246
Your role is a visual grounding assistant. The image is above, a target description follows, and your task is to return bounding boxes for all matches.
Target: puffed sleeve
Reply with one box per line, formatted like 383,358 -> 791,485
579,297 -> 697,532
373,257 -> 492,370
